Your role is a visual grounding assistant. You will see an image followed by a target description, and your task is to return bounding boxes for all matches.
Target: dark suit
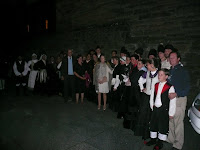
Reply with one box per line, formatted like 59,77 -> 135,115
60,56 -> 76,102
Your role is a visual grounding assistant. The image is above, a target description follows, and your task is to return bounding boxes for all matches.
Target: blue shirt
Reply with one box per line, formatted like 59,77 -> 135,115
168,64 -> 190,97
68,57 -> 74,75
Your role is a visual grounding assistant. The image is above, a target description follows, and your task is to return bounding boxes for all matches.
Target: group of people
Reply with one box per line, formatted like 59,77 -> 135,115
12,44 -> 190,150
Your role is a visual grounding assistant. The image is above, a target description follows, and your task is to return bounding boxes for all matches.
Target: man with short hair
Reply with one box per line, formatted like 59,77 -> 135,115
162,44 -> 174,69
61,49 -> 76,103
13,55 -> 29,96
167,51 -> 190,150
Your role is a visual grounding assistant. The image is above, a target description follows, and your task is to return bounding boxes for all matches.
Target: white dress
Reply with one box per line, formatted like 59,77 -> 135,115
28,59 -> 38,89
95,63 -> 113,93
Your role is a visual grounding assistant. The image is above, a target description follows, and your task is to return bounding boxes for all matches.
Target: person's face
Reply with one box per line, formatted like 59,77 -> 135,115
86,54 -> 91,60
158,52 -> 165,60
32,55 -> 37,60
126,57 -> 131,65
131,57 -> 138,65
158,70 -> 168,82
100,56 -> 105,63
164,49 -> 172,58
50,57 -> 54,62
120,53 -> 125,57
96,48 -> 101,54
137,61 -> 144,70
42,55 -> 47,61
83,56 -> 86,61
90,51 -> 95,55
113,58 -> 118,65
77,57 -> 83,63
169,53 -> 180,67
146,62 -> 155,71
93,55 -> 98,62
57,57 -> 62,63
18,56 -> 22,61
112,51 -> 117,57
68,50 -> 73,57
148,55 -> 155,60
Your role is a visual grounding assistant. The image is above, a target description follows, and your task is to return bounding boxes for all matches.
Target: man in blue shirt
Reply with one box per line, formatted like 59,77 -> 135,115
167,51 -> 190,150
61,49 -> 76,102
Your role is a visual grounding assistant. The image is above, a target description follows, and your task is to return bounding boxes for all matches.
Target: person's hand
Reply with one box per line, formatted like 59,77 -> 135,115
81,77 -> 86,80
168,93 -> 177,99
169,116 -> 174,119
142,88 -> 146,92
113,88 -> 117,91
61,76 -> 64,80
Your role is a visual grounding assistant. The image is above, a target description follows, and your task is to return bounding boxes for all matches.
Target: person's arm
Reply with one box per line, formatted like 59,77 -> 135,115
13,62 -> 21,76
150,86 -> 155,111
169,86 -> 176,117
138,76 -> 146,92
22,62 -> 29,76
74,72 -> 85,80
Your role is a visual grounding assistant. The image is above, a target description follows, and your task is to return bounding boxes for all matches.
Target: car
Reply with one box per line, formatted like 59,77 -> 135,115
188,93 -> 200,134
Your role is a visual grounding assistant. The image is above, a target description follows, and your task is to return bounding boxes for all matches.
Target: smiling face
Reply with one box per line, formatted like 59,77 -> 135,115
158,70 -> 168,82
169,52 -> 180,67
131,57 -> 138,65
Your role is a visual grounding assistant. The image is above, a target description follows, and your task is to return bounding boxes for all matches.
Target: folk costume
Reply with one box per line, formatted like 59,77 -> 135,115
135,70 -> 159,140
13,57 -> 29,95
27,53 -> 38,90
146,81 -> 176,149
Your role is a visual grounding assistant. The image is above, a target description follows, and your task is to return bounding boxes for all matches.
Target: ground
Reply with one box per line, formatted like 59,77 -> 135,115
0,85 -> 199,150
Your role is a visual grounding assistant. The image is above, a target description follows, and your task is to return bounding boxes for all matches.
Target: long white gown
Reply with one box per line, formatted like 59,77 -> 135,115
28,59 -> 38,89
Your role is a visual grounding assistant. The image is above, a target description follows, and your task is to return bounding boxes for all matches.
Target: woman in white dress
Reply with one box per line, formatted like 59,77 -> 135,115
27,53 -> 38,90
94,55 -> 113,111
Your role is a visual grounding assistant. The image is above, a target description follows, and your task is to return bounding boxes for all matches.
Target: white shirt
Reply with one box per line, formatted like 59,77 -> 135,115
150,81 -> 176,116
161,59 -> 171,69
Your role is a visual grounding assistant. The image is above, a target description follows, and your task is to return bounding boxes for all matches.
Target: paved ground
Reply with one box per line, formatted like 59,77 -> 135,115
0,88 -> 200,150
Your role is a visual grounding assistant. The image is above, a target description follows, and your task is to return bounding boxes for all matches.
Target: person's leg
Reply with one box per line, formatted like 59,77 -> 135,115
81,93 -> 84,103
103,93 -> 107,110
63,77 -> 69,102
172,97 -> 187,150
98,92 -> 101,109
70,76 -> 76,101
76,93 -> 79,104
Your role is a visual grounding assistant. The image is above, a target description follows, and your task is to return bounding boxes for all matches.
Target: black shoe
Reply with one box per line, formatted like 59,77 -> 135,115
146,138 -> 157,146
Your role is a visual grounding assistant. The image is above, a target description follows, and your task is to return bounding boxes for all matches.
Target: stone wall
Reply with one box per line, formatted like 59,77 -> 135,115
25,0 -> 200,104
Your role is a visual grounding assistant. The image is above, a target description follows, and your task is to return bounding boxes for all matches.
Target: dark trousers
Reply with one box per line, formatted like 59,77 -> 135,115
63,75 -> 75,102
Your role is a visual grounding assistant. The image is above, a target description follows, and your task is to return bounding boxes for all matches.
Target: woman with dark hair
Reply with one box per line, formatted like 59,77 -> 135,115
74,54 -> 86,104
135,58 -> 160,142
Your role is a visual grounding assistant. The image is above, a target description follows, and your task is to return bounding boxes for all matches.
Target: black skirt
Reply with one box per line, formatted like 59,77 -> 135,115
133,93 -> 152,139
75,77 -> 85,93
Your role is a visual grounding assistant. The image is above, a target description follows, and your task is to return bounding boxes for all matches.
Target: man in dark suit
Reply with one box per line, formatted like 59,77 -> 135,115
60,49 -> 76,103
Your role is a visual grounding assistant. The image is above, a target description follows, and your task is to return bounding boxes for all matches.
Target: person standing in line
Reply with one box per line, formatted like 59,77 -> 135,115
74,54 -> 86,104
145,69 -> 176,150
167,51 -> 190,150
13,55 -> 29,96
162,44 -> 174,69
137,58 -> 160,142
27,53 -> 38,92
94,55 -> 113,111
60,49 -> 76,103
34,54 -> 48,95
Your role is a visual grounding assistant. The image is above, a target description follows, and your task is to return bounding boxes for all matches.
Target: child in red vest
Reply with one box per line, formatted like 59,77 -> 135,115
146,68 -> 176,150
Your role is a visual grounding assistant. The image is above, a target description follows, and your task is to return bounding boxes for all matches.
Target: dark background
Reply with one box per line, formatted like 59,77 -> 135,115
1,0 -> 200,104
